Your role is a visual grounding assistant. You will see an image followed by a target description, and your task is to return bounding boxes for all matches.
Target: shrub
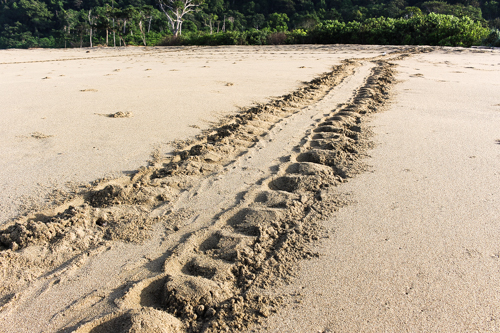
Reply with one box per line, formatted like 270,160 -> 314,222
308,14 -> 488,47
267,32 -> 287,44
152,13 -> 488,48
243,29 -> 269,45
145,32 -> 168,46
38,36 -> 55,48
483,29 -> 500,46
286,29 -> 308,44
159,35 -> 187,46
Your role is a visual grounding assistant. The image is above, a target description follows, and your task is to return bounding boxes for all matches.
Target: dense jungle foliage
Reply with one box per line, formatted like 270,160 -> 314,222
0,0 -> 498,48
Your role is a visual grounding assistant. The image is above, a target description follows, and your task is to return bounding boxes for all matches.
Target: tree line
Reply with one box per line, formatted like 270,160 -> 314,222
0,0 -> 498,48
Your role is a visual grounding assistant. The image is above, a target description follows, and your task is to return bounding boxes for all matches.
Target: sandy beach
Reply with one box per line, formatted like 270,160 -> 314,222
0,45 -> 385,223
0,45 -> 499,333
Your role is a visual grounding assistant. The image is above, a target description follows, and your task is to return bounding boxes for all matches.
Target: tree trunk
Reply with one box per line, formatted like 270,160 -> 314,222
139,21 -> 146,46
88,10 -> 93,48
106,28 -> 109,46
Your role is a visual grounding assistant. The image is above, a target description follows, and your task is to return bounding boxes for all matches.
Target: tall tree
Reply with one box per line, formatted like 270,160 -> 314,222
157,0 -> 203,36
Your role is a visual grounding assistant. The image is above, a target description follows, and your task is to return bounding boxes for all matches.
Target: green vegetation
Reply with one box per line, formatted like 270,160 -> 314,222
483,28 -> 500,45
158,14 -> 489,47
0,0 -> 496,48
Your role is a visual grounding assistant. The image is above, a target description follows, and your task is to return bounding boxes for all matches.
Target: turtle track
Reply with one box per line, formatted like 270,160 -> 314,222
0,60 -> 358,253
73,59 -> 397,333
0,59 -> 360,332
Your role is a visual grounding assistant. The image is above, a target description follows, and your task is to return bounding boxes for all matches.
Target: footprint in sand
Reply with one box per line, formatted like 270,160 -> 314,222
95,111 -> 133,118
30,132 -> 54,139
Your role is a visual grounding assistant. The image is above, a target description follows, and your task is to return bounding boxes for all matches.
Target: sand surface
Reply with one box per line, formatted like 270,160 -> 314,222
0,45 -> 390,222
0,45 -> 499,333
248,49 -> 500,332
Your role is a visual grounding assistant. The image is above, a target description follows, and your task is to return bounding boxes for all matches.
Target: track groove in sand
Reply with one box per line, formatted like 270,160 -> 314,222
0,53 -> 402,332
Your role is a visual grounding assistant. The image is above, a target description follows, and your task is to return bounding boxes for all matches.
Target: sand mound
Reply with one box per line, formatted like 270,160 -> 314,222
74,308 -> 184,333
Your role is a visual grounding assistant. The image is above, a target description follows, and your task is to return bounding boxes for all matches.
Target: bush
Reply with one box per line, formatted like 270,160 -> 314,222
267,32 -> 287,44
483,29 -> 500,46
153,13 -> 488,48
38,36 -> 55,48
210,31 -> 243,45
286,29 -> 308,44
243,29 -> 269,45
159,35 -> 187,46
308,14 -> 488,46
145,32 -> 168,46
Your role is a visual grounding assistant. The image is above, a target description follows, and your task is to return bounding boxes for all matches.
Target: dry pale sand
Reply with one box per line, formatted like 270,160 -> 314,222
0,45 -> 391,222
0,45 -> 499,333
248,49 -> 500,333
